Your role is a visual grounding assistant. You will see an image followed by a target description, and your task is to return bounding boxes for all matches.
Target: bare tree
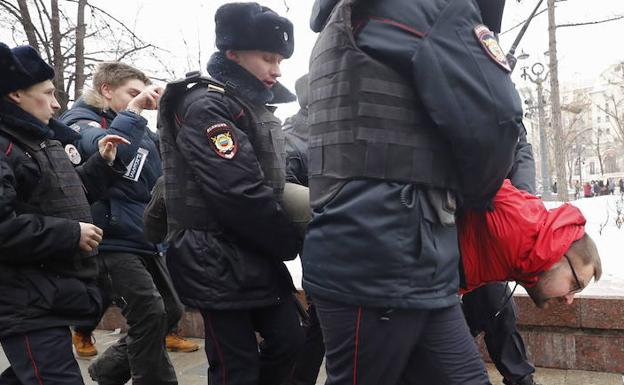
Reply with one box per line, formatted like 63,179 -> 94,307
0,0 -> 164,112
547,0 -> 568,201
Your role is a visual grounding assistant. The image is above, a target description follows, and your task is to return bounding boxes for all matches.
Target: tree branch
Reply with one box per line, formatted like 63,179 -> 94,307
557,15 -> 624,29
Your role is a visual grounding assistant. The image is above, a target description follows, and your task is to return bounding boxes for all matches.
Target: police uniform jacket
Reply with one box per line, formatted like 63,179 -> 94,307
0,100 -> 120,338
61,98 -> 162,256
302,0 -> 524,309
160,52 -> 300,310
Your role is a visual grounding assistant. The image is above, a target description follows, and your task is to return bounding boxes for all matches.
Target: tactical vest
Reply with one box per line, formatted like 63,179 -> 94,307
307,0 -> 459,207
0,122 -> 97,279
158,73 -> 286,232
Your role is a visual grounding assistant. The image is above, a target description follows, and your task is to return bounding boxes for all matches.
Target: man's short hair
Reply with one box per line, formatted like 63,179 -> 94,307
569,233 -> 602,282
92,62 -> 151,93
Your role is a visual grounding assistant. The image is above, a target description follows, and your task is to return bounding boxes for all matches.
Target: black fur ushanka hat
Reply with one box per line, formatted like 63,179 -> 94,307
215,2 -> 294,59
0,43 -> 55,95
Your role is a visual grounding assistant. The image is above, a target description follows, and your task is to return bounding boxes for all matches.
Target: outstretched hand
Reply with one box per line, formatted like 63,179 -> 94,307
98,134 -> 131,163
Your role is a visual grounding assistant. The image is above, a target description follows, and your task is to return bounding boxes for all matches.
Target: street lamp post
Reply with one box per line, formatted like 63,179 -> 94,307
522,62 -> 552,200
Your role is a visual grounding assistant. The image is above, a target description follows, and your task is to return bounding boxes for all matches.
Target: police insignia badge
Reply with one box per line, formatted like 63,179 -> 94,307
207,123 -> 237,159
64,144 -> 82,165
474,24 -> 511,73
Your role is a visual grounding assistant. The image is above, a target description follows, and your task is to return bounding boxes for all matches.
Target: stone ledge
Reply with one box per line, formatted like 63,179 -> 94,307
98,294 -> 624,373
514,294 -> 624,330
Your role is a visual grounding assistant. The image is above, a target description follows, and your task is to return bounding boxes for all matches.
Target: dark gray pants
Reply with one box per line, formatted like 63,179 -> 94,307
87,252 -> 178,385
0,327 -> 83,385
315,299 -> 491,385
462,283 -> 534,385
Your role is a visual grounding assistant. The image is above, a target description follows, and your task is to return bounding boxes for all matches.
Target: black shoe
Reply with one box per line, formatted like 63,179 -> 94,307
516,374 -> 542,385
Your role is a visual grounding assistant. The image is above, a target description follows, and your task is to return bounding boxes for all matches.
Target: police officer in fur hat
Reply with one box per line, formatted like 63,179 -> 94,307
0,43 -> 127,385
158,3 -> 304,385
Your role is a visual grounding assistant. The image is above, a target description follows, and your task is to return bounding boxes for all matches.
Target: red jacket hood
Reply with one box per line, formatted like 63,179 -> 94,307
459,180 -> 586,293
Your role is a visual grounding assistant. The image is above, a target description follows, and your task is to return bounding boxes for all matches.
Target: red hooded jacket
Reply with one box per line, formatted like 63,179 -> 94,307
459,179 -> 586,293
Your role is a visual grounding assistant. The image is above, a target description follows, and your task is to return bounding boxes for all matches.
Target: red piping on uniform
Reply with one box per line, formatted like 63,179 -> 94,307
174,113 -> 183,127
235,109 -> 245,121
100,116 -> 108,129
353,306 -> 362,385
24,335 -> 44,385
369,16 -> 425,38
5,142 -> 13,156
206,314 -> 227,385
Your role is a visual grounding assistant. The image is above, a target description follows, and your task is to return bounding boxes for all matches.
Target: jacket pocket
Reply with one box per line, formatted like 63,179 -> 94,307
214,234 -> 273,291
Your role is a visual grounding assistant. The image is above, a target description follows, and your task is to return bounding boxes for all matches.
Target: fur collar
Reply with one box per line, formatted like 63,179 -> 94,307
0,99 -> 78,143
207,51 -> 296,105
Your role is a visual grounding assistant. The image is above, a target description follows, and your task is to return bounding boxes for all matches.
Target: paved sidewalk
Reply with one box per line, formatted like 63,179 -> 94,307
1,330 -> 621,384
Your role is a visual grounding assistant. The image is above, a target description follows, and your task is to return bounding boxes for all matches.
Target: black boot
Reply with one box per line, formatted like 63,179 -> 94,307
504,374 -> 542,385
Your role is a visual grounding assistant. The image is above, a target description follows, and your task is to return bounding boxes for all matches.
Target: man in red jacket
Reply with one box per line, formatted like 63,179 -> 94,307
459,179 -> 602,308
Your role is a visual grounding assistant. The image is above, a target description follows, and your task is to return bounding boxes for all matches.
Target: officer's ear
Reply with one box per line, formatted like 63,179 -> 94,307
5,90 -> 22,105
225,50 -> 241,64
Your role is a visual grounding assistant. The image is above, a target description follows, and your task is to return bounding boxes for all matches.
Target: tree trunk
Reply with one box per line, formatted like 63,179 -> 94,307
547,0 -> 568,201
16,0 -> 39,50
73,0 -> 87,100
50,0 -> 68,112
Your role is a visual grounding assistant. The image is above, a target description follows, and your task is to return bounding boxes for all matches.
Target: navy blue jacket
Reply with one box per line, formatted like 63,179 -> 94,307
302,0 -> 523,309
61,98 -> 161,256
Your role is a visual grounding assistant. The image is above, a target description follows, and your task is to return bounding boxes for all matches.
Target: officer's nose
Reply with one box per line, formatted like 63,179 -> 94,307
271,63 -> 281,79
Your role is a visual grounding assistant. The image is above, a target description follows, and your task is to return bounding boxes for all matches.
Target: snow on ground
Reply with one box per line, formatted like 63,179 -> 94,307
286,194 -> 624,295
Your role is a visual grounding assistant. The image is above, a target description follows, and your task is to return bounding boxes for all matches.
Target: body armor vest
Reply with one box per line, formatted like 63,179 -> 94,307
307,0 -> 459,207
0,123 -> 97,279
158,74 -> 286,233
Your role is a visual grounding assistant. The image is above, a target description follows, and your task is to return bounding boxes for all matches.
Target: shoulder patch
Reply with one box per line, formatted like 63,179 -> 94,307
474,24 -> 511,73
70,123 -> 81,133
207,123 -> 237,159
64,144 -> 82,165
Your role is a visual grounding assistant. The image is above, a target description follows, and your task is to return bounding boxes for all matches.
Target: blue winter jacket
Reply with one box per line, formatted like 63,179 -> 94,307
61,98 -> 161,256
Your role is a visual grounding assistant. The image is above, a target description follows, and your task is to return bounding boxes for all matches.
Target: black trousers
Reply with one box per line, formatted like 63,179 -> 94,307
0,327 -> 83,385
75,251 -> 183,335
315,299 -> 491,385
200,296 -> 305,385
462,283 -> 534,384
86,252 -> 178,385
285,302 -> 325,385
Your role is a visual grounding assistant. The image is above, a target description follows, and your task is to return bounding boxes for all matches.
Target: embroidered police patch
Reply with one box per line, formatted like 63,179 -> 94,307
474,24 -> 511,73
207,123 -> 237,159
64,144 -> 82,165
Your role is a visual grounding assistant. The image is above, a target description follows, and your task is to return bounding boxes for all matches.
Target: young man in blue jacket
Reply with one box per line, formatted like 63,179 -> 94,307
61,62 -> 181,385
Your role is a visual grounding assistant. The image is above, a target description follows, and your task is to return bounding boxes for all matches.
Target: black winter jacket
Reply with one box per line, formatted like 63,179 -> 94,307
161,53 -> 300,310
61,98 -> 161,256
0,100 -> 119,337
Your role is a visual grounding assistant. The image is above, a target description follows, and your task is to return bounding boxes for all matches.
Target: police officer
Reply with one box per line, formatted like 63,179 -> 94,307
0,43 -> 126,385
158,3 -> 304,385
61,62 -> 179,385
304,0 -> 523,384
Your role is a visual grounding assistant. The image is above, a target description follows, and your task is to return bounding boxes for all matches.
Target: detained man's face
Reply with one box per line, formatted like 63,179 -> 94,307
524,252 -> 594,309
8,80 -> 60,124
101,78 -> 147,113
226,50 -> 284,89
